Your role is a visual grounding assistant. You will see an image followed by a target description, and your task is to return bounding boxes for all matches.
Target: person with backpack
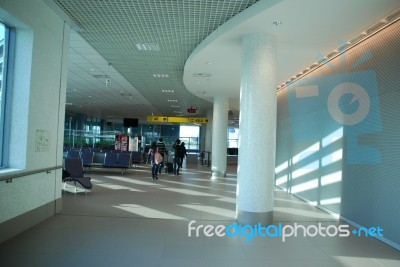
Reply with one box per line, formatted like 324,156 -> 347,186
146,141 -> 163,180
172,139 -> 183,175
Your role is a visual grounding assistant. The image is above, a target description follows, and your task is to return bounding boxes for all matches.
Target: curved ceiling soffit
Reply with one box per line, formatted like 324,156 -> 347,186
183,0 -> 282,102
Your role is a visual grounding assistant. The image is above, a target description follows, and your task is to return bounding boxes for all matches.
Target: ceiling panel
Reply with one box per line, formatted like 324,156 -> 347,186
47,0 -> 260,123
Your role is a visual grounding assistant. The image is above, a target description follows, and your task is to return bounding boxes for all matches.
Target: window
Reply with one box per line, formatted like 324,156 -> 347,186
0,22 -> 13,167
179,125 -> 200,151
228,127 -> 239,148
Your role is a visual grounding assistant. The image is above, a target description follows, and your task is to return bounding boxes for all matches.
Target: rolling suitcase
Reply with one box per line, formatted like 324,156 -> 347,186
164,154 -> 174,174
165,162 -> 173,174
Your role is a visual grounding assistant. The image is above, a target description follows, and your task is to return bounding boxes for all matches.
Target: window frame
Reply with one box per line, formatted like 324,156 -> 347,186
0,22 -> 15,168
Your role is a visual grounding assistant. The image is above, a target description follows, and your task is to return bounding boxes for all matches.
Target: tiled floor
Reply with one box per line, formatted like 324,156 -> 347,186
0,162 -> 399,267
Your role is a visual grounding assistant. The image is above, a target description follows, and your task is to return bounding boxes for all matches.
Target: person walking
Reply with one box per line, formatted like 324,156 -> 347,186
172,139 -> 183,175
157,138 -> 167,174
179,141 -> 187,169
146,141 -> 162,180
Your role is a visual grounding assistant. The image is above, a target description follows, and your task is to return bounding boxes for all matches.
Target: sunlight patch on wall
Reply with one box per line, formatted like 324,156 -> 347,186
321,171 -> 342,186
291,161 -> 319,180
320,197 -> 341,205
291,179 -> 319,194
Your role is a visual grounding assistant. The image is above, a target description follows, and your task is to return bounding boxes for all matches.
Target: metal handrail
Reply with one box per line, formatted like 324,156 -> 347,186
0,166 -> 62,183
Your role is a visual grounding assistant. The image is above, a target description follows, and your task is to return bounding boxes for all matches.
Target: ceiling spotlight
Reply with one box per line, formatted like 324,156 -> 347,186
273,21 -> 282,26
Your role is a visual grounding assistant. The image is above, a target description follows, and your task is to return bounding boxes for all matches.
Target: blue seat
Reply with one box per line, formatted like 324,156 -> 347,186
103,152 -> 130,174
66,150 -> 80,159
103,152 -> 118,167
131,151 -> 142,165
80,150 -> 94,169
116,153 -> 131,174
63,158 -> 92,193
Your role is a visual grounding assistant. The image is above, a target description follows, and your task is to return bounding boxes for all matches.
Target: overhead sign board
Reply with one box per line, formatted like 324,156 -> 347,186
147,116 -> 208,124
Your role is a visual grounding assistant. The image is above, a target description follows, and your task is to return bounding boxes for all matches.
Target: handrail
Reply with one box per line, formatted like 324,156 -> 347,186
0,166 -> 63,183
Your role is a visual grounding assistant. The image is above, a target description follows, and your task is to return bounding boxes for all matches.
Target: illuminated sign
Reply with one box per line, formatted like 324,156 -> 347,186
147,116 -> 208,124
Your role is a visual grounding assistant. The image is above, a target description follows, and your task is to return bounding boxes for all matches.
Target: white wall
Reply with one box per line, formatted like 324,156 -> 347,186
0,0 -> 69,225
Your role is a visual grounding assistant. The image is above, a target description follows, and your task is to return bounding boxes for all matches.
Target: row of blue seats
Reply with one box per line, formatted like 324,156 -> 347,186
65,150 -> 143,174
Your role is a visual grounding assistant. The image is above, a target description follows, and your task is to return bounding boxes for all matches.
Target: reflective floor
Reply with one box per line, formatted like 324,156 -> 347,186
0,162 -> 399,267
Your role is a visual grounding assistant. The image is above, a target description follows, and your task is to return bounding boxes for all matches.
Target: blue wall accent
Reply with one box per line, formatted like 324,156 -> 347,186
276,20 -> 400,248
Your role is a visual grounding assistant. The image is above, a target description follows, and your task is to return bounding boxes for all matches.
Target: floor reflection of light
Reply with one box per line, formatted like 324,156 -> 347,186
103,175 -> 157,186
179,204 -> 235,218
161,179 -> 211,189
160,187 -> 217,197
113,204 -> 185,219
96,183 -> 145,192
62,186 -> 88,194
215,196 -> 236,204
274,206 -> 336,220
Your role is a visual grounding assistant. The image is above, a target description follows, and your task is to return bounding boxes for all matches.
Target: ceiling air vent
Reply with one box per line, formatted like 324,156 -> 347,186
93,74 -> 108,79
193,73 -> 211,78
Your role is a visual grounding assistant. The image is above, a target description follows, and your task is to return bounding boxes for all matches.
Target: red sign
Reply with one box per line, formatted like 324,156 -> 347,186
187,108 -> 197,113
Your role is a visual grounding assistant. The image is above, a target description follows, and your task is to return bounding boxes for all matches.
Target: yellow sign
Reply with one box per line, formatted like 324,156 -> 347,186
147,116 -> 168,123
147,116 -> 208,124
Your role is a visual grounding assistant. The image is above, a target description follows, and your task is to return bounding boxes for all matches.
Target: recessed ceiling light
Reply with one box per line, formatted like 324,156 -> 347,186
135,43 -> 160,51
153,73 -> 170,78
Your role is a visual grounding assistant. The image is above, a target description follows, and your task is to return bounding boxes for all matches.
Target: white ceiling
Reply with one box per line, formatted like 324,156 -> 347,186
45,0 -> 400,125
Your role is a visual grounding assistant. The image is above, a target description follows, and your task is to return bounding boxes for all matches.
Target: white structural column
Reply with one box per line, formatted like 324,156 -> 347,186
236,33 -> 277,225
211,96 -> 229,178
204,109 -> 213,164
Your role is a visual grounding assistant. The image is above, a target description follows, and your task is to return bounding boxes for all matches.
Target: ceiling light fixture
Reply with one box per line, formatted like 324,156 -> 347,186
135,43 -> 160,51
153,73 -> 170,78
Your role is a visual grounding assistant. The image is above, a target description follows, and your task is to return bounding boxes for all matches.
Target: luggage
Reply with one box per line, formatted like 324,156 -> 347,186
165,162 -> 173,174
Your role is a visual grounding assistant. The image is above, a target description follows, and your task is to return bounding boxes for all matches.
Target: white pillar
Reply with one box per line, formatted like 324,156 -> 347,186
211,96 -> 229,178
236,33 -> 277,225
205,109 -> 213,153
